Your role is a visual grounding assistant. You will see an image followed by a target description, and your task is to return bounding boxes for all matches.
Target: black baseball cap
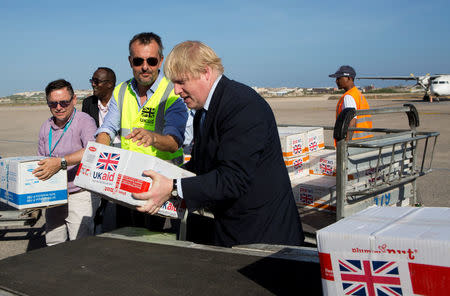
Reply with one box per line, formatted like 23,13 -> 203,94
329,65 -> 356,78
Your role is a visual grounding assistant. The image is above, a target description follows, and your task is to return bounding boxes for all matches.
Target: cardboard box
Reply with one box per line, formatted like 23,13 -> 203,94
291,175 -> 336,212
306,126 -> 325,153
317,206 -> 450,295
309,149 -> 397,184
0,156 -> 68,209
279,126 -> 325,157
278,127 -> 309,157
309,149 -> 336,176
284,154 -> 309,179
74,142 -> 195,219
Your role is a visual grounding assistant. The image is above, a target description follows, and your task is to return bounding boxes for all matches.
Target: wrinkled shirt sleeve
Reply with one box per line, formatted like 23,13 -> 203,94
163,98 -> 188,146
96,95 -> 120,141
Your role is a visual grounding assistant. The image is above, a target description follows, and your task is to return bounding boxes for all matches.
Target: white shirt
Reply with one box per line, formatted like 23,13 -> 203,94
342,94 -> 357,119
177,74 -> 223,199
98,99 -> 121,144
342,94 -> 357,109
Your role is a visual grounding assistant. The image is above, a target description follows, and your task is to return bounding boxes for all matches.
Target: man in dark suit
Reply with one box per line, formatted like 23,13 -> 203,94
131,41 -> 304,247
82,67 -> 118,233
82,67 -> 117,133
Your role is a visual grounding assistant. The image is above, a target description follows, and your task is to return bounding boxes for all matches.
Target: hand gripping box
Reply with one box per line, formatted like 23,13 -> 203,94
278,126 -> 325,157
74,142 -> 195,219
317,206 -> 450,296
0,156 -> 68,209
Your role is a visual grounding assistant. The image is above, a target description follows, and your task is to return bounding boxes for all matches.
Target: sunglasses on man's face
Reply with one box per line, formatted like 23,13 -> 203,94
90,78 -> 110,85
132,57 -> 159,67
47,97 -> 73,108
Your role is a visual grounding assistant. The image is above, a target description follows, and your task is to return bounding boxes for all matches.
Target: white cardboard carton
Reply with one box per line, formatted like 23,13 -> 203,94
278,126 -> 325,157
290,175 -> 336,212
74,142 -> 195,219
278,127 -> 309,157
0,156 -> 68,209
306,126 -> 325,153
284,154 -> 309,179
317,206 -> 450,295
309,149 -> 336,176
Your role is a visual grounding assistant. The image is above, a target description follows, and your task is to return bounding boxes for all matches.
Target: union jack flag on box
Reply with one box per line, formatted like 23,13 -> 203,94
290,175 -> 336,212
96,152 -> 120,171
284,154 -> 309,179
317,206 -> 450,295
279,126 -> 325,156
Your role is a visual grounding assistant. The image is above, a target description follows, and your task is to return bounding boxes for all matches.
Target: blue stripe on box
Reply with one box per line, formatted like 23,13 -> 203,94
0,188 -> 5,201
8,189 -> 68,206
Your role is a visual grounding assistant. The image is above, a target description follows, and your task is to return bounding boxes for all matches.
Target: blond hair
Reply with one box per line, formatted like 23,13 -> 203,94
164,41 -> 224,81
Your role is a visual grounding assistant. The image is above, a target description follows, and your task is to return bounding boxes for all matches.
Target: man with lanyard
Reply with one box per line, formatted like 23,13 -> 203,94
96,32 -> 188,230
329,65 -> 373,141
33,79 -> 99,246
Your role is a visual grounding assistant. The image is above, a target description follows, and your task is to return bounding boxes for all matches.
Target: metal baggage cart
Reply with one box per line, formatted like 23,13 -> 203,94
283,104 -> 440,244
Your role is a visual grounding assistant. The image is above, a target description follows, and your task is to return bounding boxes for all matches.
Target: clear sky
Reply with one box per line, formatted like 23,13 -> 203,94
1,0 -> 450,97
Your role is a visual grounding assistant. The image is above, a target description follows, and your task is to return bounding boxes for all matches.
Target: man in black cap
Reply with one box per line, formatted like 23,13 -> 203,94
329,65 -> 372,141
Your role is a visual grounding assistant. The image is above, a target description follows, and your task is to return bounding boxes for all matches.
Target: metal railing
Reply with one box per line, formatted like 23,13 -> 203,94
334,104 -> 439,219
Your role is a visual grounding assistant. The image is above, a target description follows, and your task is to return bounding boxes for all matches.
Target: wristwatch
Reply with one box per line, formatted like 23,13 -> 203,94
60,157 -> 67,170
171,179 -> 178,197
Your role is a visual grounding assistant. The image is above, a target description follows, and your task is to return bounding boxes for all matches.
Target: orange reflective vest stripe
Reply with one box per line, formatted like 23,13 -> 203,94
336,86 -> 373,140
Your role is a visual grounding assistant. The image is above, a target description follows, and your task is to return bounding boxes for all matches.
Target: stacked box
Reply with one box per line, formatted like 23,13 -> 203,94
0,156 -> 68,209
74,142 -> 195,219
306,127 -> 325,153
278,127 -> 309,158
284,154 -> 309,179
309,149 -> 336,176
317,206 -> 450,295
309,150 -> 402,185
290,175 -> 336,212
279,126 -> 325,156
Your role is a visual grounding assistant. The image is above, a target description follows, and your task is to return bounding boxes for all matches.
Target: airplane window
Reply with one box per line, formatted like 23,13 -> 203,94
433,81 -> 439,84
439,81 -> 445,84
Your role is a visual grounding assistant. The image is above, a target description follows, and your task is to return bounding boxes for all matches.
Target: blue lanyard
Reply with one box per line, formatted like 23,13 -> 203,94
48,109 -> 76,157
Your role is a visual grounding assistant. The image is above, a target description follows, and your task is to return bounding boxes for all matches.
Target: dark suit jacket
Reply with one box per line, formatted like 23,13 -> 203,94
82,95 -> 100,127
182,76 -> 304,247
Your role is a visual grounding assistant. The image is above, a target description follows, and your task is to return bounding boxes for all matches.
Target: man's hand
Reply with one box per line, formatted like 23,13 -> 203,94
32,158 -> 61,181
96,132 -> 112,145
132,170 -> 173,215
125,128 -> 157,147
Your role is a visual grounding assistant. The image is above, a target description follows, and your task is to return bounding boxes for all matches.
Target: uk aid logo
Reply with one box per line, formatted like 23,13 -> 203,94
93,152 -> 121,181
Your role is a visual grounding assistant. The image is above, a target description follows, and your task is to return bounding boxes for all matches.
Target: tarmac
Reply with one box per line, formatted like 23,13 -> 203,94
0,95 -> 449,260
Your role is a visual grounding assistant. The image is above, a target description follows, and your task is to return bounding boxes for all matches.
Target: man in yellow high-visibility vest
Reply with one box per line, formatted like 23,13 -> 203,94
329,65 -> 373,142
96,32 -> 187,165
95,32 -> 188,230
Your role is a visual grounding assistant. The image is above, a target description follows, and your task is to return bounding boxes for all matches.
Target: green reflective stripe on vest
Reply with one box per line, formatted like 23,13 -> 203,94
154,81 -> 174,135
113,77 -> 183,164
